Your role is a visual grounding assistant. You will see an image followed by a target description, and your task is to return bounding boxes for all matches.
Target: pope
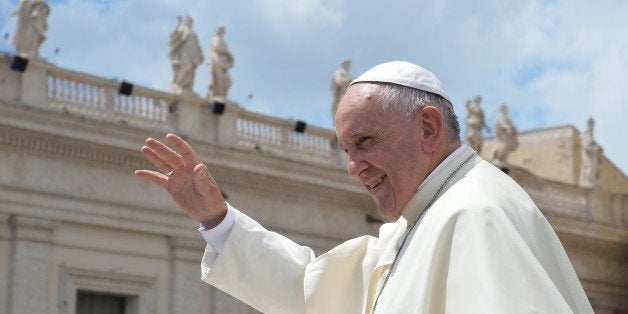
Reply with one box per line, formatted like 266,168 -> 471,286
136,61 -> 594,313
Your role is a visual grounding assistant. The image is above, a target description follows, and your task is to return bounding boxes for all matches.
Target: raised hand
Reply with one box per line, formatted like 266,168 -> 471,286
135,133 -> 227,228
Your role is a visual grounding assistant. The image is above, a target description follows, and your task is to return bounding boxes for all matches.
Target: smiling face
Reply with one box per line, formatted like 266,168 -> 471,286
335,84 -> 430,221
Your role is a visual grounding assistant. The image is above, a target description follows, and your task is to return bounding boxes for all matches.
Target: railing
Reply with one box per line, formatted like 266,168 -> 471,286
236,111 -> 340,168
523,178 -> 589,219
512,171 -> 628,226
46,67 -> 173,131
23,61 -> 342,169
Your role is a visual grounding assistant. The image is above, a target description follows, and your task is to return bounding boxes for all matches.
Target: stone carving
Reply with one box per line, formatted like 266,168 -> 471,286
579,117 -> 602,188
491,103 -> 518,167
168,15 -> 204,94
12,0 -> 50,59
207,25 -> 234,99
331,59 -> 352,123
464,95 -> 490,153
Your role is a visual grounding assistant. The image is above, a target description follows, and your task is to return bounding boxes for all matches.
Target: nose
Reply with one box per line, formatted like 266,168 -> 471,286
347,154 -> 368,179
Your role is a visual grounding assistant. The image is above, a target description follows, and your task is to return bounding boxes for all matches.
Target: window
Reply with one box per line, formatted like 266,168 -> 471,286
58,267 -> 155,314
76,291 -> 126,314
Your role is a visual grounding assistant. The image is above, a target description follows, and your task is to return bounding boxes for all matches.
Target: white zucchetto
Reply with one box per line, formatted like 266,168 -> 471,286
351,61 -> 453,104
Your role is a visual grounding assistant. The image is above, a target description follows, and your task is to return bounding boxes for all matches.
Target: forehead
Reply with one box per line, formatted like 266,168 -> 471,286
335,84 -> 401,140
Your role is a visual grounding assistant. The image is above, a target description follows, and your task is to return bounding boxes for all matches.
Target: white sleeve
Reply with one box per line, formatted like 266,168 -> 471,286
197,203 -> 236,261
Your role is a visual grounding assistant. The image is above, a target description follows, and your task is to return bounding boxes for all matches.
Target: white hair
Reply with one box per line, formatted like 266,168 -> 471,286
376,83 -> 461,142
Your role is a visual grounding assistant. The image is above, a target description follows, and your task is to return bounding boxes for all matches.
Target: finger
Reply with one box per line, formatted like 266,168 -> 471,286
134,169 -> 169,186
140,146 -> 175,174
166,133 -> 202,166
145,137 -> 186,170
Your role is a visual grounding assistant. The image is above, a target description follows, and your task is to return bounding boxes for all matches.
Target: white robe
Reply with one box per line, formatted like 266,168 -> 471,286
202,146 -> 593,313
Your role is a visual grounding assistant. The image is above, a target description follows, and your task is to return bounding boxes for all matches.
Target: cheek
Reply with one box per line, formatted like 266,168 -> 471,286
393,147 -> 424,186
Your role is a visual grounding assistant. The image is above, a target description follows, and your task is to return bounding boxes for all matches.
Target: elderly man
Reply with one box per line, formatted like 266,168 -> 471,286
136,61 -> 593,313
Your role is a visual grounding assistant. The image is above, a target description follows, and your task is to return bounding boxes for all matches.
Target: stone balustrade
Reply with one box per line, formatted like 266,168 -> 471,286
3,54 -> 342,169
235,110 -> 341,168
46,66 -> 173,131
513,168 -> 627,228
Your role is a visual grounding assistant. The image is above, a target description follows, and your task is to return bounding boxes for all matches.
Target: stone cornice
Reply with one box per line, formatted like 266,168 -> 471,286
0,126 -> 375,237
582,279 -> 628,306
1,100 -> 366,197
0,113 -> 370,209
0,98 -> 157,152
60,266 -> 156,296
9,215 -> 58,243
0,124 -> 147,170
0,184 -> 196,238
547,214 -> 628,243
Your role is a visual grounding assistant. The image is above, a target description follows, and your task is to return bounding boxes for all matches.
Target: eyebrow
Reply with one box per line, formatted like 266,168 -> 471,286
350,130 -> 364,138
336,130 -> 362,150
338,127 -> 384,149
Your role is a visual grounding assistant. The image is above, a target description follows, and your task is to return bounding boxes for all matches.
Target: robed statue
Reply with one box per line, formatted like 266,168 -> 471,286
331,59 -> 352,124
464,95 -> 490,153
12,0 -> 50,59
491,103 -> 518,167
579,117 -> 602,188
208,25 -> 234,99
169,15 -> 204,94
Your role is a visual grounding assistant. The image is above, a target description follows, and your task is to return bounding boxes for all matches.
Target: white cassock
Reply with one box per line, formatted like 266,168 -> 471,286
201,146 -> 594,314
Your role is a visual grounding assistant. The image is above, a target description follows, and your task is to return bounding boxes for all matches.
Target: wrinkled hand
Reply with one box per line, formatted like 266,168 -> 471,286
135,133 -> 227,228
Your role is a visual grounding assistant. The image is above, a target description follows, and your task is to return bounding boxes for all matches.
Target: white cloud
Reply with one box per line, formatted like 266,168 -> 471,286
254,0 -> 344,33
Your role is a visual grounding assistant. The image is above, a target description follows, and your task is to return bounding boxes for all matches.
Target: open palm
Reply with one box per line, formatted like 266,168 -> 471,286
135,133 -> 227,228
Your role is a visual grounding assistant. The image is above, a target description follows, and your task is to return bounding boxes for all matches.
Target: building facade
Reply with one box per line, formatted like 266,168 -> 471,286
0,54 -> 626,313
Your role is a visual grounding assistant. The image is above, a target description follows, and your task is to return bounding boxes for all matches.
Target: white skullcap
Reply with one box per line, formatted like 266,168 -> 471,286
350,61 -> 453,104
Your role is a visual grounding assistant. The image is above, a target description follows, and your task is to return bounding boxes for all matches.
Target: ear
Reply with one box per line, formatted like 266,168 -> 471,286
419,106 -> 443,153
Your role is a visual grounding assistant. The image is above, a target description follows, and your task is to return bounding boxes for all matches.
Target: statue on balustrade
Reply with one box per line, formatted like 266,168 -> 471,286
169,15 -> 204,94
464,95 -> 490,154
207,25 -> 234,99
579,117 -> 602,188
331,59 -> 352,124
491,103 -> 518,167
12,0 -> 50,59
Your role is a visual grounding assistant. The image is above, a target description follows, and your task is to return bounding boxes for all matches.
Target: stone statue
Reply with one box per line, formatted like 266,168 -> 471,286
168,15 -> 204,94
579,117 -> 602,188
331,59 -> 352,123
208,25 -> 234,99
465,95 -> 490,153
491,103 -> 518,167
12,0 -> 50,59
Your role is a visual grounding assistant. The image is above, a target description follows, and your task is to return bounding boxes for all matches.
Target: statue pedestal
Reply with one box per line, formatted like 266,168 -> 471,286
207,97 -> 243,147
169,92 -> 243,145
19,57 -> 53,110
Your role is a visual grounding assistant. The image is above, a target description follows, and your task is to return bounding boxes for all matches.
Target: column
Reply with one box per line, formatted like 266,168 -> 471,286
7,215 -> 56,314
169,236 -> 210,314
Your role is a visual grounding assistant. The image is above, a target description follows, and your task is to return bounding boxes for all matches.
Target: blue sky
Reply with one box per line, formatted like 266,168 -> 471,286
1,0 -> 626,175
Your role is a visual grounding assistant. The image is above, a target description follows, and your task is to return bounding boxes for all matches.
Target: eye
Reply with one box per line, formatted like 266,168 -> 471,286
357,136 -> 375,149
